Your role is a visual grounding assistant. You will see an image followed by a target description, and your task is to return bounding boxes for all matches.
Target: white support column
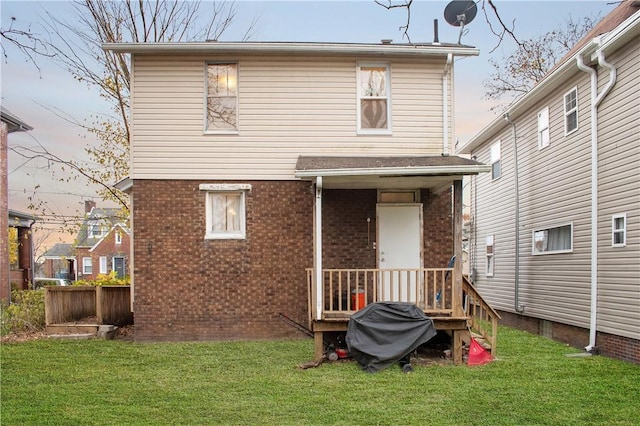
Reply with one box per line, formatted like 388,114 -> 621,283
314,177 -> 323,321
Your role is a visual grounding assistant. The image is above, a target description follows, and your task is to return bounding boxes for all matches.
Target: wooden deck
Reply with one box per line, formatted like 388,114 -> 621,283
307,269 -> 500,365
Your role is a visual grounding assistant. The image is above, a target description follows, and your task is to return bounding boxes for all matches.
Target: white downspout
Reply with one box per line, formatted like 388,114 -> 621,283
442,54 -> 452,154
314,176 -> 323,321
575,46 -> 617,353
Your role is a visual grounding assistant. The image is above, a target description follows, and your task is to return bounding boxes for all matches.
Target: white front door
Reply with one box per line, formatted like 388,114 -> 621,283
377,204 -> 422,302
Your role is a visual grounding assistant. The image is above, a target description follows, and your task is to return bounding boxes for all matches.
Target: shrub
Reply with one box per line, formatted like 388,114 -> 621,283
73,271 -> 130,286
0,289 -> 45,335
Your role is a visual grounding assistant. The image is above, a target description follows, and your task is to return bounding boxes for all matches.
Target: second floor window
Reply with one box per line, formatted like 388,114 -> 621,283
206,63 -> 237,132
612,214 -> 626,247
115,231 -> 122,245
358,63 -> 391,133
564,87 -> 578,134
490,141 -> 501,180
538,107 -> 550,150
486,235 -> 495,277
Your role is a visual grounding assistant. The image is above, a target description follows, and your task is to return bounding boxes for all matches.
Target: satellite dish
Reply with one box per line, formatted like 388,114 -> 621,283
444,0 -> 477,44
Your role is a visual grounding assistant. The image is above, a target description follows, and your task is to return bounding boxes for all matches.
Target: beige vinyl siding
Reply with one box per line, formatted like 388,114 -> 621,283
473,71 -> 595,329
595,37 -> 640,340
131,54 -> 448,180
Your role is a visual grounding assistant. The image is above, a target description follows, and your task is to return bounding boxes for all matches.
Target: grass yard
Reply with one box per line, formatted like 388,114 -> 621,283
1,326 -> 639,425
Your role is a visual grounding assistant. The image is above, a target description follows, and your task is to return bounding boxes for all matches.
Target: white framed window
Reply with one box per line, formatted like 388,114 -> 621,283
538,107 -> 550,150
99,256 -> 108,274
82,257 -> 93,275
115,231 -> 122,245
200,184 -> 251,240
612,214 -> 626,247
485,235 -> 495,277
564,87 -> 578,135
205,62 -> 238,133
532,223 -> 573,255
490,141 -> 501,180
357,63 -> 391,134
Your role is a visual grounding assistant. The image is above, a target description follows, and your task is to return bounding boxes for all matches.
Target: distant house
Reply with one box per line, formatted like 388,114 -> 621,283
74,201 -> 130,281
41,243 -> 75,280
1,107 -> 33,300
458,2 -> 640,363
104,38 -> 502,363
7,210 -> 37,292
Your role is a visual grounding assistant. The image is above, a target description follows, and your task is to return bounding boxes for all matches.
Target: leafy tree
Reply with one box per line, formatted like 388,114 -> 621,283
484,15 -> 599,103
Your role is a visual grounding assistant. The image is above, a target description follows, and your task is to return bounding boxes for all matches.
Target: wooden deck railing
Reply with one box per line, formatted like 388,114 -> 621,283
462,276 -> 501,354
306,268 -> 456,322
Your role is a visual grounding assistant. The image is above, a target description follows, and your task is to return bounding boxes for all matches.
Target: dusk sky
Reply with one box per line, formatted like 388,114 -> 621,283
1,0 -> 616,250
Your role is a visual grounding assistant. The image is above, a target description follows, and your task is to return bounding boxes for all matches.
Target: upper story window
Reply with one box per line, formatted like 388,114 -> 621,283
532,223 -> 572,255
206,63 -> 238,133
200,184 -> 251,240
612,214 -> 626,247
115,231 -> 122,245
490,140 -> 501,181
538,107 -> 550,150
357,63 -> 391,134
90,225 -> 106,239
564,87 -> 578,135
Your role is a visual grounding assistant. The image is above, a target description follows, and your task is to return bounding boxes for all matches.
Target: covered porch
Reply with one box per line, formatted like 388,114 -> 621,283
295,155 -> 497,365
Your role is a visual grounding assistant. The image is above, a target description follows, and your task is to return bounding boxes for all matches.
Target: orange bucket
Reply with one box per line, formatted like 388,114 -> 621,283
351,289 -> 366,310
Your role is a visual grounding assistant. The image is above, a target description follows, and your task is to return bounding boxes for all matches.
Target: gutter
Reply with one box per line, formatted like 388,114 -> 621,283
576,41 -> 617,354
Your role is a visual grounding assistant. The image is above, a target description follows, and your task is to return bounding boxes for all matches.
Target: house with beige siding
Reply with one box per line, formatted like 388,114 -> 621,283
105,40 -> 500,363
459,2 -> 640,363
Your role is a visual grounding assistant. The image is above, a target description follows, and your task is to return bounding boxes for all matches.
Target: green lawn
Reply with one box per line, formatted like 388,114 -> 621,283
1,327 -> 638,425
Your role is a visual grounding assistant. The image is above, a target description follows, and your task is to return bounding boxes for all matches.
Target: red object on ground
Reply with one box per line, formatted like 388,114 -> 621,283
351,291 -> 366,310
468,338 -> 493,366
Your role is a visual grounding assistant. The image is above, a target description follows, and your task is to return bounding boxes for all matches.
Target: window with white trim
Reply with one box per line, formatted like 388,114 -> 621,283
612,214 -> 626,247
538,107 -> 550,149
206,63 -> 238,133
533,224 -> 572,254
115,231 -> 122,245
357,63 -> 391,133
564,87 -> 578,135
82,257 -> 93,275
486,235 -> 495,277
200,184 -> 251,239
99,256 -> 108,274
490,141 -> 501,180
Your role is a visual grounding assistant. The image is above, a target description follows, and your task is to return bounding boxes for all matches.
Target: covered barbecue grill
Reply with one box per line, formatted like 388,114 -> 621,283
345,302 -> 437,373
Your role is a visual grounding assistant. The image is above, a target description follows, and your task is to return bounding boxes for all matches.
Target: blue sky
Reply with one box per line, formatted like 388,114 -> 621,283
0,0 -> 616,246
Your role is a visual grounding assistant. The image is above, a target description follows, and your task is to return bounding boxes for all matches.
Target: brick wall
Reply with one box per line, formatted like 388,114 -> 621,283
498,310 -> 639,364
76,228 -> 131,280
132,181 -> 454,341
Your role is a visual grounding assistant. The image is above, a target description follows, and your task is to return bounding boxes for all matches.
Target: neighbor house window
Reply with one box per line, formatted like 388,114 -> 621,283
612,214 -> 626,247
538,107 -> 550,149
82,257 -> 92,275
486,235 -> 495,277
99,256 -> 108,274
490,141 -> 501,180
564,87 -> 578,135
115,231 -> 122,245
533,224 -> 573,254
357,63 -> 391,133
206,63 -> 237,132
200,183 -> 251,239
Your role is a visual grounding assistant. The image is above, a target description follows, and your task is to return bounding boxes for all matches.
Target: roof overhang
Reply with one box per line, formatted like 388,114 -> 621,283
8,210 -> 37,227
102,41 -> 479,58
295,155 -> 490,191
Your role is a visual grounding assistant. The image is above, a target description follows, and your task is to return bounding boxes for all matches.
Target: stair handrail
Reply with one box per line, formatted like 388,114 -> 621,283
462,275 -> 501,354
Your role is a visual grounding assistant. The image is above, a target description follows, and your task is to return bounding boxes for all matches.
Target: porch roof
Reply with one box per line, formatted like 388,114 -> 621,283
294,155 -> 490,190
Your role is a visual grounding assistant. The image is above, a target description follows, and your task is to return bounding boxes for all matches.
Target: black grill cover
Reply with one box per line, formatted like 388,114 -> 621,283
346,302 -> 437,373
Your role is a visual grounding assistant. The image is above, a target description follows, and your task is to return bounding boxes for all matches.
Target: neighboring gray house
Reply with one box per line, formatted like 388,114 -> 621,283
459,2 -> 639,363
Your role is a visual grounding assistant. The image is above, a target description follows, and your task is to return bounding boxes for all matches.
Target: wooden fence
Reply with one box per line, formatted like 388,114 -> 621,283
45,286 -> 133,326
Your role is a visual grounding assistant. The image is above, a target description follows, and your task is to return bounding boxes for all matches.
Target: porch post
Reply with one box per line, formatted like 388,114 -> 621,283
314,177 -> 323,321
453,180 -> 463,316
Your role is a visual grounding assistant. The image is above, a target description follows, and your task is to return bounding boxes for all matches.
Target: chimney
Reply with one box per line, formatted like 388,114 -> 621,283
85,200 -> 96,214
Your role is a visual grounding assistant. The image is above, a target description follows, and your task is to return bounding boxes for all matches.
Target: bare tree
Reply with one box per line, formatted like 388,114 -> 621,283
1,16 -> 53,72
483,15 -> 599,103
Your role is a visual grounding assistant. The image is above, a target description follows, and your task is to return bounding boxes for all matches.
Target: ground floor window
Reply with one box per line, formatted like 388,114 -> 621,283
200,183 -> 251,239
532,223 -> 572,254
486,235 -> 494,277
82,257 -> 92,275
